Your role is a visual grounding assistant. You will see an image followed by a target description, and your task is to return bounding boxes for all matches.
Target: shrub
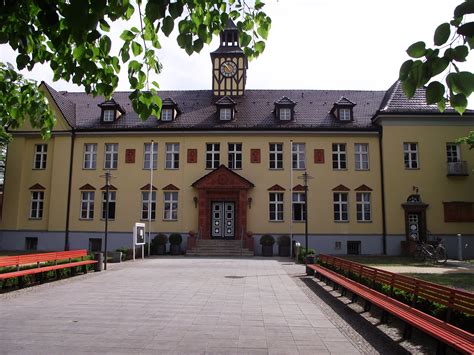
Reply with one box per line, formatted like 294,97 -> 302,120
169,233 -> 182,245
260,234 -> 275,246
298,247 -> 316,263
277,235 -> 291,246
153,233 -> 168,245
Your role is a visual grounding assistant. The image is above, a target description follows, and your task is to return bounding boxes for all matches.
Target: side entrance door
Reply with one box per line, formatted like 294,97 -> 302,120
211,201 -> 235,239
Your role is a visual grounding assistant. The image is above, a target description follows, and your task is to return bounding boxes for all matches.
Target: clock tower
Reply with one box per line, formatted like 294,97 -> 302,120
211,19 -> 248,97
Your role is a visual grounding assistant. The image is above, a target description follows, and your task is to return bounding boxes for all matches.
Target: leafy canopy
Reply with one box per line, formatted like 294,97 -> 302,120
0,0 -> 271,143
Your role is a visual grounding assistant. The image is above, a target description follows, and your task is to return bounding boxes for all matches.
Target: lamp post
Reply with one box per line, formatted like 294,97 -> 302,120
100,170 -> 112,270
298,170 -> 313,253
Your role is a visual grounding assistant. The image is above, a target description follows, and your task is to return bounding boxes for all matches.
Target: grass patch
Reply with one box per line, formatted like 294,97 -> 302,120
402,273 -> 474,292
339,255 -> 429,267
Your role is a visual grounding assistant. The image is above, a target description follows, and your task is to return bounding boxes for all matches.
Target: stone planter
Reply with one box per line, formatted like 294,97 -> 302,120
156,244 -> 166,255
262,245 -> 273,257
278,245 -> 290,257
170,244 -> 181,255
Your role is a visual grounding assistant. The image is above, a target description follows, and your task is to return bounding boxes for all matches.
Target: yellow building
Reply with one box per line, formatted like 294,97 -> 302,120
1,22 -> 474,257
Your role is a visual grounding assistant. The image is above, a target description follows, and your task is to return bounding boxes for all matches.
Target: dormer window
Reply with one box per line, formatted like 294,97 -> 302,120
274,96 -> 296,121
160,97 -> 179,122
331,96 -> 355,122
98,98 -> 125,123
215,96 -> 236,121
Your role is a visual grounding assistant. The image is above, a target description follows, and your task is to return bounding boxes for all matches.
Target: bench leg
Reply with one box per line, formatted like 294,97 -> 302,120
351,294 -> 358,303
82,265 -> 88,274
18,276 -> 24,289
341,288 -> 347,297
402,323 -> 412,339
363,300 -> 371,312
436,341 -> 447,355
381,310 -> 389,324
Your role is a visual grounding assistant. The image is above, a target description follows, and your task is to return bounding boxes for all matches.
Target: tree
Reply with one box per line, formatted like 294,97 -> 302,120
0,0 -> 271,143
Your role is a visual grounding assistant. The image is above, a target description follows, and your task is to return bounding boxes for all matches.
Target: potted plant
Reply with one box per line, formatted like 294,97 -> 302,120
260,234 -> 275,257
169,233 -> 182,255
277,235 -> 291,257
152,233 -> 168,255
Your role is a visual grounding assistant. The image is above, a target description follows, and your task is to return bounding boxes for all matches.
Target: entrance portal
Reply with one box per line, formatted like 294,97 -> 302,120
211,202 -> 235,239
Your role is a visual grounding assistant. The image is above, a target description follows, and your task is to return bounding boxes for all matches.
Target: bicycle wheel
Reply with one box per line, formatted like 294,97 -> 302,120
424,244 -> 436,263
435,245 -> 448,264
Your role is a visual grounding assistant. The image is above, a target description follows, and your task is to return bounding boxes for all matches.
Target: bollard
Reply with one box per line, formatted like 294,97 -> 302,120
457,234 -> 463,261
94,252 -> 104,272
306,254 -> 316,276
294,242 -> 301,264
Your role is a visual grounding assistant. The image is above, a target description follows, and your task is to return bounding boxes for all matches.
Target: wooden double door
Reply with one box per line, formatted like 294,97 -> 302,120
211,201 -> 235,239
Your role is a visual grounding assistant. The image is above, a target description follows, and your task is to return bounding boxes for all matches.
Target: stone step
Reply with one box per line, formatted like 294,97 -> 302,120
187,251 -> 254,257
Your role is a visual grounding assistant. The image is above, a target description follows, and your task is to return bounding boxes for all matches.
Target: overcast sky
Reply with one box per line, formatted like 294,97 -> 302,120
1,0 -> 471,94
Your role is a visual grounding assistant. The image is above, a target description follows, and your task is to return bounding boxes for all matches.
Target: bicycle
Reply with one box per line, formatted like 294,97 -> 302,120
413,238 -> 447,264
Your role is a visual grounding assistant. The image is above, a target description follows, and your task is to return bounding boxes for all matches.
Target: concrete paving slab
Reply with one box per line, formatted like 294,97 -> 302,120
0,257 -> 368,354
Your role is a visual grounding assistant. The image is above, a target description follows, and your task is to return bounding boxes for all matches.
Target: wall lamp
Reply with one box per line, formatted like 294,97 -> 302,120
193,196 -> 198,208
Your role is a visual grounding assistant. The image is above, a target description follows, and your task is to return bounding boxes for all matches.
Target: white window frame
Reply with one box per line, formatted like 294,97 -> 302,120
354,143 -> 369,170
332,143 -> 347,170
206,143 -> 220,169
279,108 -> 291,121
269,192 -> 284,221
356,192 -> 371,222
163,191 -> 178,220
339,108 -> 351,121
333,192 -> 348,222
30,191 -> 44,219
165,143 -> 180,169
141,191 -> 156,220
103,109 -> 115,122
144,143 -> 158,170
83,143 -> 97,169
446,143 -> 461,163
33,144 -> 47,169
292,143 -> 306,170
403,143 -> 419,169
80,191 -> 95,220
292,192 -> 306,221
104,143 -> 118,169
228,143 -> 242,169
101,191 -> 116,220
219,108 -> 232,121
269,143 -> 283,169
161,108 -> 173,121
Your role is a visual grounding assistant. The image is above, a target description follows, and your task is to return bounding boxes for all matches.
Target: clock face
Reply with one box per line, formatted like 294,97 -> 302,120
220,61 -> 237,77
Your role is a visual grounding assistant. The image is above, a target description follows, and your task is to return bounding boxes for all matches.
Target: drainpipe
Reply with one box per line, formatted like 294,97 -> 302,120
378,127 -> 387,255
64,131 -> 75,251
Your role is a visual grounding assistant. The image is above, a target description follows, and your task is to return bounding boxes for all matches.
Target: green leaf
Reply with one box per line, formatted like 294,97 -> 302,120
406,41 -> 426,58
16,54 -> 29,69
457,22 -> 474,37
399,60 -> 413,80
437,98 -> 446,112
162,16 -> 174,37
73,46 -> 85,60
99,36 -> 111,55
429,57 -> 449,77
402,79 -> 416,98
450,94 -> 467,115
447,71 -> 474,96
426,81 -> 445,104
453,45 -> 469,62
169,2 -> 184,19
120,30 -> 135,41
255,41 -> 265,54
433,23 -> 450,46
131,41 -> 143,56
257,24 -> 269,40
99,19 -> 110,32
193,39 -> 204,53
454,1 -> 474,18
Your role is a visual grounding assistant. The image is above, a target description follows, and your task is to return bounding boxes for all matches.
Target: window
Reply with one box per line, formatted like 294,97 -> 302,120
33,144 -> 47,169
101,191 -> 116,220
347,241 -> 361,255
292,192 -> 306,221
25,237 -> 38,251
354,143 -> 369,170
292,143 -> 305,169
269,192 -> 284,221
163,192 -> 178,220
279,108 -> 291,121
30,191 -> 44,219
103,109 -> 115,122
83,143 -> 97,169
165,143 -> 180,169
206,143 -> 220,169
446,143 -> 461,163
403,143 -> 419,169
80,191 -> 95,219
356,192 -> 371,222
339,108 -> 351,121
161,108 -> 173,121
104,143 -> 118,169
144,143 -> 158,169
228,143 -> 242,169
269,143 -> 283,169
219,108 -> 232,121
141,191 -> 156,220
332,143 -> 347,170
333,192 -> 348,222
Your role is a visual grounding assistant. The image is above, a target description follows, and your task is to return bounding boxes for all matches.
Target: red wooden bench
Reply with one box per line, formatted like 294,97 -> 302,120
307,254 -> 474,355
0,250 -> 98,288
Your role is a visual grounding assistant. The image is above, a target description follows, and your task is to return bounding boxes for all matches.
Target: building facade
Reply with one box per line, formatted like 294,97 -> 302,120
1,22 -> 474,257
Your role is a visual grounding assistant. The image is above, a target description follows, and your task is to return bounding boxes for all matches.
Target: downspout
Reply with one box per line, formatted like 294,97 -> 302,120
64,131 -> 75,251
378,126 -> 387,255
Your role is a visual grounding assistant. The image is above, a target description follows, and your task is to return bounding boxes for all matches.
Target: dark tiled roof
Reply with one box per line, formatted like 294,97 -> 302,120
275,96 -> 296,106
335,96 -> 356,106
43,84 -> 387,132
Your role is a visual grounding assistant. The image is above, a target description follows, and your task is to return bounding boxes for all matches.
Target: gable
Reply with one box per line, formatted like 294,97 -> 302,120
192,165 -> 254,190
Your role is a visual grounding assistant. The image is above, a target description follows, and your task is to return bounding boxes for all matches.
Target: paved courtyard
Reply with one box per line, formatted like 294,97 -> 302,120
0,257 -> 367,354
